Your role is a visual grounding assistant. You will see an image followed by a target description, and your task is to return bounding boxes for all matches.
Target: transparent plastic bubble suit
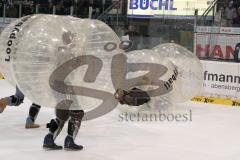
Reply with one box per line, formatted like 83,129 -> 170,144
153,43 -> 203,102
0,15 -> 123,120
118,49 -> 182,114
0,17 -> 24,86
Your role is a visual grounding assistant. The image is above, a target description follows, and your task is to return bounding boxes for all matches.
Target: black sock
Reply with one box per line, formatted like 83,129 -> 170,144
28,103 -> 41,122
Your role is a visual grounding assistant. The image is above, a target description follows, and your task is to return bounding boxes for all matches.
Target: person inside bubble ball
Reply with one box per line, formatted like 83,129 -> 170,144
43,108 -> 84,151
43,30 -> 84,151
0,86 -> 41,128
114,76 -> 151,106
114,88 -> 151,106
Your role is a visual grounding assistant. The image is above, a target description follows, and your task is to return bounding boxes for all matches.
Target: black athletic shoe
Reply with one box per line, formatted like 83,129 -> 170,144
64,136 -> 83,151
43,134 -> 62,150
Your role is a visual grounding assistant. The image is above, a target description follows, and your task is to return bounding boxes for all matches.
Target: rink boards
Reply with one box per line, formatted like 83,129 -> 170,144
197,60 -> 240,107
191,96 -> 240,107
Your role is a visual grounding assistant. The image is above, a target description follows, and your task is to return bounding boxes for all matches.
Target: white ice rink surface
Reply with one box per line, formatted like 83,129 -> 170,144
0,80 -> 240,160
